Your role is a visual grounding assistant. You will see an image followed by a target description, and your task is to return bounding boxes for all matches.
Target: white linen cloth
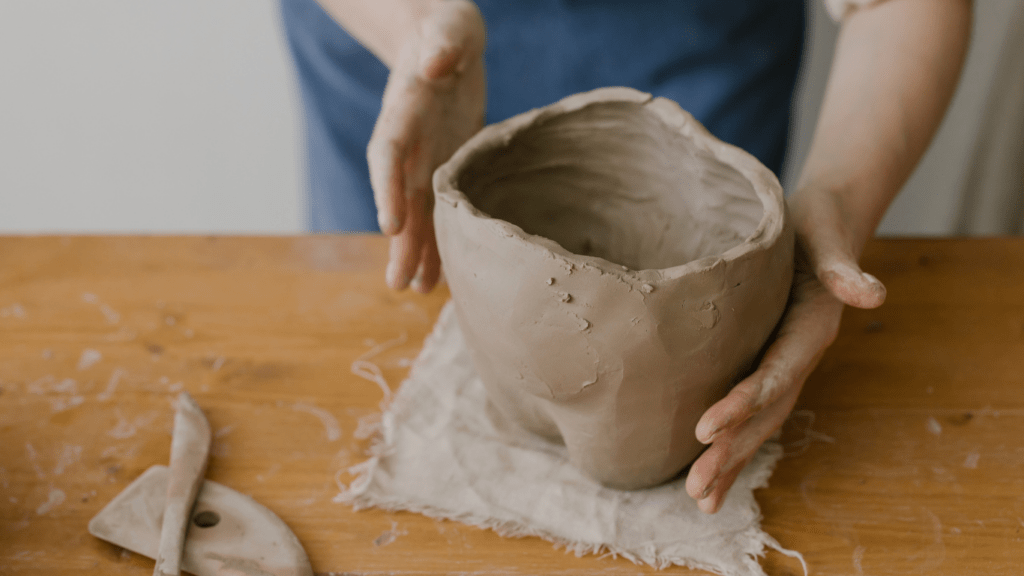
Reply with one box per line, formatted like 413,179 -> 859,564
339,303 -> 805,576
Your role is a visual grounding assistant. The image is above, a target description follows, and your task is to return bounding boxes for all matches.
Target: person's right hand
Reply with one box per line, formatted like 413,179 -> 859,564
367,0 -> 486,293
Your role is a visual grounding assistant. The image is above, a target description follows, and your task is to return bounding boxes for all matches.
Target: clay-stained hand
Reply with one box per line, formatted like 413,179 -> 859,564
685,190 -> 887,514
367,0 -> 486,293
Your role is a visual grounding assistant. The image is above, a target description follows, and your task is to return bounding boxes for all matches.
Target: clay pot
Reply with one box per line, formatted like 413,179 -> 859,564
433,87 -> 793,490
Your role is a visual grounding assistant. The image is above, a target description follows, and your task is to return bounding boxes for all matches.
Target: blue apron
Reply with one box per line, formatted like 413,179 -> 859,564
281,0 -> 805,232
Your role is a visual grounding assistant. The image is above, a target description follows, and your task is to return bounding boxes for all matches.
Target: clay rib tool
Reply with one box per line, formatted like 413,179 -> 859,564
90,395 -> 314,576
153,392 -> 211,576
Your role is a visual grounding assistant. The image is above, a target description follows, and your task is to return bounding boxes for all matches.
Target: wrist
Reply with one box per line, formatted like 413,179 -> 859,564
316,0 -> 450,67
789,179 -> 873,262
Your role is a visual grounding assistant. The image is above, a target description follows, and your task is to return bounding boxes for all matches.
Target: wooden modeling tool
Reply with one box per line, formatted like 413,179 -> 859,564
153,392 -> 211,576
90,393 -> 314,576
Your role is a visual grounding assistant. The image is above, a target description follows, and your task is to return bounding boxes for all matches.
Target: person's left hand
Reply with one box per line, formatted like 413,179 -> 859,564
685,188 -> 887,513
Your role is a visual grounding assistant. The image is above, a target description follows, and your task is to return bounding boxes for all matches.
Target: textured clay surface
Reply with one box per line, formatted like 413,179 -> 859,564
433,87 -> 793,489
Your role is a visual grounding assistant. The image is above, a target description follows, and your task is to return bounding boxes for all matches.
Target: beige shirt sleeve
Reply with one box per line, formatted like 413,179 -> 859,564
823,0 -> 888,21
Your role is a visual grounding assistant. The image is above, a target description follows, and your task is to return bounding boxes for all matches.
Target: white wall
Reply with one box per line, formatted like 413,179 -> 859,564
0,1 -> 304,233
1,1 -> 1019,235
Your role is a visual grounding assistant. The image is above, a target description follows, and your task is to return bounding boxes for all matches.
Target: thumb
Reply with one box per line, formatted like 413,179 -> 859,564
790,188 -> 886,310
816,258 -> 886,309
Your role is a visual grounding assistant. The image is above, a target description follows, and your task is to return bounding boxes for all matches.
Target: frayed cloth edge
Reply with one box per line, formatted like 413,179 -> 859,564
337,303 -> 807,576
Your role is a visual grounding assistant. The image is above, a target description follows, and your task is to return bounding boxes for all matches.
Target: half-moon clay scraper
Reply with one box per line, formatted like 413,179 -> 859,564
90,393 -> 313,576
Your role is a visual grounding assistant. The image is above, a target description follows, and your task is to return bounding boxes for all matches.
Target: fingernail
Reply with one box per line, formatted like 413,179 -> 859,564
696,421 -> 720,443
701,427 -> 721,444
385,262 -> 399,288
698,496 -> 718,514
410,274 -> 424,292
699,479 -> 718,500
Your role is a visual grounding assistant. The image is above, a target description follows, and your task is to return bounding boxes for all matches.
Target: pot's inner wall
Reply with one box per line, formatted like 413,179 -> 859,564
457,101 -> 765,270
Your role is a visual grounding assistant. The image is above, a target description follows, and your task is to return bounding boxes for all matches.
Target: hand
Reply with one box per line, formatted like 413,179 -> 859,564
685,188 -> 887,513
366,0 -> 486,293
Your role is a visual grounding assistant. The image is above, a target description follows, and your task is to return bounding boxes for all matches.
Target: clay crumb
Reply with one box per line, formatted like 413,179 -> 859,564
36,488 -> 67,515
373,521 -> 406,547
0,303 -> 26,318
640,283 -> 654,294
697,302 -> 720,329
963,451 -> 980,469
546,278 -> 555,286
558,292 -> 572,303
77,349 -> 102,370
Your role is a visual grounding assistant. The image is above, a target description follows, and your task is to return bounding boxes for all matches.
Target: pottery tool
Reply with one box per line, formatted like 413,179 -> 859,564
156,392 -> 211,575
90,393 -> 314,576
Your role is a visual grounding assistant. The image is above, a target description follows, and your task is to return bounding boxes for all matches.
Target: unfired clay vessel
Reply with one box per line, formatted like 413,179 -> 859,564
433,87 -> 794,490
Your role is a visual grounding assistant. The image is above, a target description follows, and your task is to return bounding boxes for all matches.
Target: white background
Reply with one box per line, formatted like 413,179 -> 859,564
1,1 -> 1020,235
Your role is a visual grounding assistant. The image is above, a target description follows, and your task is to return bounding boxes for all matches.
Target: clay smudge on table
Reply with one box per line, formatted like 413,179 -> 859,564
372,521 -> 406,547
52,444 -> 83,475
35,487 -> 66,515
926,417 -> 943,436
107,410 -> 158,440
97,368 -> 125,401
76,348 -> 102,370
0,302 -> 27,318
289,402 -> 341,442
82,292 -> 120,324
256,463 -> 282,483
782,410 -> 836,458
963,451 -> 980,469
852,545 -> 866,575
27,376 -> 85,412
25,443 -> 46,480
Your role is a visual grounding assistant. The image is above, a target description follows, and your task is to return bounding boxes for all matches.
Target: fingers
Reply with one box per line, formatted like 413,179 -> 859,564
695,287 -> 842,444
367,138 -> 407,235
695,456 -> 749,514
369,0 -> 485,292
385,187 -> 430,291
411,233 -> 442,293
687,375 -> 804,513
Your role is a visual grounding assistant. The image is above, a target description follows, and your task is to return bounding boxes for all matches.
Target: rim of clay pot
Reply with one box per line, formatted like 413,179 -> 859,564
433,87 -> 787,280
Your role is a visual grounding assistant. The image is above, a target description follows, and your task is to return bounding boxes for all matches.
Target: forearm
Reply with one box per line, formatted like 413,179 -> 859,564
794,0 -> 972,255
315,0 -> 444,67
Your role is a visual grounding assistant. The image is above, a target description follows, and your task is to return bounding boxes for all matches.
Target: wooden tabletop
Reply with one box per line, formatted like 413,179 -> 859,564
1,236 -> 1022,576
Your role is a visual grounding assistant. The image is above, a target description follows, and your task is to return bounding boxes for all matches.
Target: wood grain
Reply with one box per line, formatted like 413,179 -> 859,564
1,236 -> 1022,575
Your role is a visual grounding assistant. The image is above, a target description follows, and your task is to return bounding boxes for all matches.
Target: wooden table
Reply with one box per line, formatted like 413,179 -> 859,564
1,236 -> 1022,575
